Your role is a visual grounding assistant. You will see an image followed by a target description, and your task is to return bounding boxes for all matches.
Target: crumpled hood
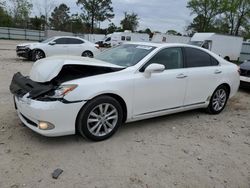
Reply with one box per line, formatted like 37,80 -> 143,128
29,56 -> 124,82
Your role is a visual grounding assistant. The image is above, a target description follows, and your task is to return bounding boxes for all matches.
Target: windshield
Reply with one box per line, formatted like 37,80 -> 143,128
188,41 -> 203,47
40,37 -> 55,43
95,44 -> 156,67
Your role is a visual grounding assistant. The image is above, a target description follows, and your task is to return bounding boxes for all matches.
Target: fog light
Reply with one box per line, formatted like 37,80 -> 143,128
38,121 -> 55,130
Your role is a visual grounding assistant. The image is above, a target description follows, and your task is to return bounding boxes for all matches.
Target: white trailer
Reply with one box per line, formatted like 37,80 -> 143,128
240,42 -> 250,62
96,31 -> 149,47
190,33 -> 243,61
151,33 -> 191,44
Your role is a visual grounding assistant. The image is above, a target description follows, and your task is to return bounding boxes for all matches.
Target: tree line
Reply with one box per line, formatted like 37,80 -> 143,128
0,0 -> 249,38
0,0 -> 141,35
187,0 -> 250,38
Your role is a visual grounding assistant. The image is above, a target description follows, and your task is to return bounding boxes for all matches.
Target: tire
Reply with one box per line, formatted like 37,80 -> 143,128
32,50 -> 45,61
76,96 -> 123,141
206,85 -> 229,114
82,51 -> 93,58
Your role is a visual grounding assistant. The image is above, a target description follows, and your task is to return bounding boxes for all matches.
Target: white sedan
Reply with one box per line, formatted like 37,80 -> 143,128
10,43 -> 240,141
16,36 -> 100,61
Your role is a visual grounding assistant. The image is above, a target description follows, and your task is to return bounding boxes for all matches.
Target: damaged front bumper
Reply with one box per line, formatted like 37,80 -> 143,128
10,72 -> 85,137
16,46 -> 32,59
14,96 -> 85,136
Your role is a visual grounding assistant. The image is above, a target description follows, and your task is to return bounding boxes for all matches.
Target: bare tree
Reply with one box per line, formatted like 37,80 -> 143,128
34,0 -> 55,30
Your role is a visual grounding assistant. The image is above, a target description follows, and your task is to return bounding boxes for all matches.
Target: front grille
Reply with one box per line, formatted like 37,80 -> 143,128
16,46 -> 27,50
20,113 -> 37,127
240,69 -> 250,77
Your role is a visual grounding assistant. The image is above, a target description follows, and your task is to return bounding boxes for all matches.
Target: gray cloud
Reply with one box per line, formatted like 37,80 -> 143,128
31,0 -> 193,33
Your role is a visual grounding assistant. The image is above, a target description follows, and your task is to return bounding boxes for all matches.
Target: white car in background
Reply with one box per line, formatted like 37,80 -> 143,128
10,43 -> 240,141
16,36 -> 100,61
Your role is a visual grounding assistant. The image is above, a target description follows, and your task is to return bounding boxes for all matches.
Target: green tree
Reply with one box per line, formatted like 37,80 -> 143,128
187,0 -> 222,32
166,30 -> 182,36
49,4 -> 70,31
10,0 -> 33,28
29,16 -> 45,30
221,0 -> 250,36
0,1 -> 13,27
138,28 -> 153,38
77,0 -> 114,34
120,12 -> 139,32
107,22 -> 117,33
69,14 -> 86,33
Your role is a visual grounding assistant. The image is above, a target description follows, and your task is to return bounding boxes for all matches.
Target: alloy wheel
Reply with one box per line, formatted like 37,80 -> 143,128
212,89 -> 227,111
87,103 -> 118,137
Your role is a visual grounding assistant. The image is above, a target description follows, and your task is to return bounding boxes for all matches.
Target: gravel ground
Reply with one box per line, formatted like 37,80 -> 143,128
0,40 -> 249,188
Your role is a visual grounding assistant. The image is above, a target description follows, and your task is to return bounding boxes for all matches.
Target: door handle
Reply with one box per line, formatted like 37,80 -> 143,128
176,73 -> 188,79
214,70 -> 222,74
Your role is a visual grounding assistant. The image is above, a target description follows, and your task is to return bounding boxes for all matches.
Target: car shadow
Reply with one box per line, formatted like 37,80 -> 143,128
239,87 -> 250,93
120,109 -> 206,132
21,108 -> 207,145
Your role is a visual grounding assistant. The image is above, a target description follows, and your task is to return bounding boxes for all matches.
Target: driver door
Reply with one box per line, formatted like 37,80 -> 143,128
133,47 -> 188,116
46,37 -> 69,56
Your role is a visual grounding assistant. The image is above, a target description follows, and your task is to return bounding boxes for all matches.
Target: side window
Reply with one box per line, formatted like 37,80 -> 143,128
126,36 -> 131,41
144,48 -> 183,70
211,56 -> 219,66
185,47 -> 213,67
105,37 -> 111,42
121,36 -> 125,41
67,38 -> 84,44
54,38 -> 68,44
202,41 -> 209,49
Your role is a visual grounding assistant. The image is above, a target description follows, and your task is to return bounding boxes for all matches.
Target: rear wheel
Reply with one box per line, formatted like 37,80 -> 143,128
32,50 -> 45,61
76,96 -> 123,141
82,51 -> 93,58
207,85 -> 229,114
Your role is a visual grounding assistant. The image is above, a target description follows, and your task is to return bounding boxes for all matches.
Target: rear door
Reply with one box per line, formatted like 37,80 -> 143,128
183,47 -> 222,105
66,38 -> 85,56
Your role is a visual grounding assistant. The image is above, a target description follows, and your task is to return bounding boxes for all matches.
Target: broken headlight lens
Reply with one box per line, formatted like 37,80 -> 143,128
50,84 -> 78,99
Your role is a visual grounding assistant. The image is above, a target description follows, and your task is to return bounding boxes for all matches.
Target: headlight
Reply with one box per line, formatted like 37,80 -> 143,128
24,45 -> 30,49
50,84 -> 78,99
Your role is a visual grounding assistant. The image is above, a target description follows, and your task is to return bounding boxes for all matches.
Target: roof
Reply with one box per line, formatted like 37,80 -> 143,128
191,33 -> 215,41
124,41 -> 195,48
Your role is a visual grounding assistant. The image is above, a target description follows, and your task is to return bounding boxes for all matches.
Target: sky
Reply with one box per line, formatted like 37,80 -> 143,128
31,0 -> 193,34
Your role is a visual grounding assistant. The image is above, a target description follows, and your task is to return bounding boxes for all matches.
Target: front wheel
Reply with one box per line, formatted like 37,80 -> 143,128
82,51 -> 93,58
207,85 -> 229,114
76,96 -> 123,141
32,50 -> 45,61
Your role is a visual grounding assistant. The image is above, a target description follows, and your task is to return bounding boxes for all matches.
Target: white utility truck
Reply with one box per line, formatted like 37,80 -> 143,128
189,33 -> 243,61
96,31 -> 149,47
240,41 -> 250,62
151,33 -> 191,44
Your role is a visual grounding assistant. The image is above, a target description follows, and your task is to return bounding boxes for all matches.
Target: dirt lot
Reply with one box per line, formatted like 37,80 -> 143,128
0,40 -> 249,188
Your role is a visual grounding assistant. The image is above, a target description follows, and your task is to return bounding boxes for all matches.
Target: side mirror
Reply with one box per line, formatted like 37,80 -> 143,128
49,41 -> 56,45
144,63 -> 165,77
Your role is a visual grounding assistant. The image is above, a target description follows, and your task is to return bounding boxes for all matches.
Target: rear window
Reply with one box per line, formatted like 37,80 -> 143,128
185,47 -> 218,67
67,38 -> 84,44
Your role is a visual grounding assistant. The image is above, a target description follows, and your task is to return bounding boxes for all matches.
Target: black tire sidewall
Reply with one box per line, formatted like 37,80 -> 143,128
32,50 -> 45,61
208,85 -> 229,114
76,96 -> 123,141
82,51 -> 93,58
